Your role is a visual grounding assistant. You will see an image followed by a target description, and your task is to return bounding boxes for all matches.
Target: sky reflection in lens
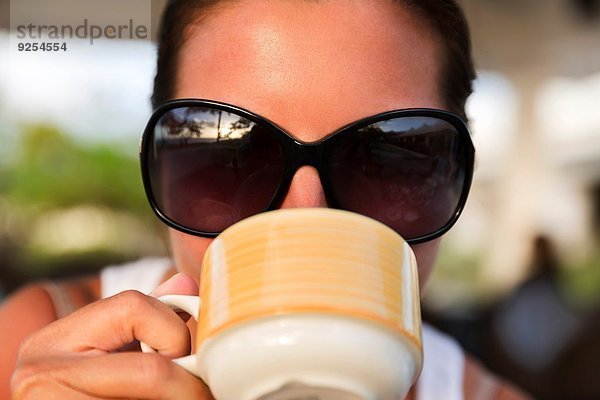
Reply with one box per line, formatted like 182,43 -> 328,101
156,107 -> 255,141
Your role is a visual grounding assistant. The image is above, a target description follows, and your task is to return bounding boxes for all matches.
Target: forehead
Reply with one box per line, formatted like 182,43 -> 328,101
175,0 -> 444,139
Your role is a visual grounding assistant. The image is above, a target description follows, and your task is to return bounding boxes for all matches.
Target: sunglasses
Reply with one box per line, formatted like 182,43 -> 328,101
140,99 -> 475,244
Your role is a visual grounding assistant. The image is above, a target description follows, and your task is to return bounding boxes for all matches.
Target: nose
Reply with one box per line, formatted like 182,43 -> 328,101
279,166 -> 328,209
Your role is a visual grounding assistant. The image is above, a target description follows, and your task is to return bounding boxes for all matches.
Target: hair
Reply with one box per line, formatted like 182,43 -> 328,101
152,0 -> 476,120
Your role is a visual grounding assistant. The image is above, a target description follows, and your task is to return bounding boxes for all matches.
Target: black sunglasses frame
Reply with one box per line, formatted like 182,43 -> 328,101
140,98 -> 475,244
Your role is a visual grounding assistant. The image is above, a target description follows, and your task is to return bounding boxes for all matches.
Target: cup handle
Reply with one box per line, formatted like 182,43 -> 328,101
140,295 -> 202,376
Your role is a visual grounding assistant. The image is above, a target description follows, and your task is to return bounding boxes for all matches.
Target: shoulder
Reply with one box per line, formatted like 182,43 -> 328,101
0,274 -> 101,344
0,276 -> 102,397
0,275 -> 101,355
0,283 -> 58,399
0,283 -> 58,332
464,355 -> 532,400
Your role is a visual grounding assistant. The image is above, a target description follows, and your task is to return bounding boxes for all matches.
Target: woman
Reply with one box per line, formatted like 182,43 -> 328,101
1,0 -> 530,398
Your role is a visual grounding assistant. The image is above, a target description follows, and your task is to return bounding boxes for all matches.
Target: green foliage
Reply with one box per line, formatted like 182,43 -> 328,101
563,250 -> 600,308
0,125 -> 164,287
436,245 -> 483,281
2,125 -> 150,217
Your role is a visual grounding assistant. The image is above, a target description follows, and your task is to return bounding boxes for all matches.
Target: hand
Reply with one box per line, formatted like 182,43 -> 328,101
11,274 -> 214,399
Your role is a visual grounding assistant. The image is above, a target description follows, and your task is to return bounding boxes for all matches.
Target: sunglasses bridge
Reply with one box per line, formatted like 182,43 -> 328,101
270,137 -> 334,208
288,138 -> 324,168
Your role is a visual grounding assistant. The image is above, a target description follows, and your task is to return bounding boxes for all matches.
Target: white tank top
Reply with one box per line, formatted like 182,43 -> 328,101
100,258 -> 465,400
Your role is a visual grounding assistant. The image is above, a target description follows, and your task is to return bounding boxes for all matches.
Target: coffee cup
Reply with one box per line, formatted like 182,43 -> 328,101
142,208 -> 422,400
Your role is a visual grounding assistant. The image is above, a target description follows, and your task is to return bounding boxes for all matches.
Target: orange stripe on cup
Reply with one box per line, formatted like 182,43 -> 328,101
195,208 -> 421,351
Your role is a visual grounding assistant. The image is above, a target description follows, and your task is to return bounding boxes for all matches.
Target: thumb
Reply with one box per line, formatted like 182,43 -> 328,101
150,272 -> 199,298
146,273 -> 199,338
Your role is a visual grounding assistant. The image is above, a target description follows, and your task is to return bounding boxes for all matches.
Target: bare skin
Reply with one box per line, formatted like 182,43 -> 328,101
168,0 -> 444,286
1,1 -> 530,399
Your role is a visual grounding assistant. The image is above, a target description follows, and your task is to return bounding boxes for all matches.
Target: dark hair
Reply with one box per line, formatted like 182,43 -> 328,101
152,0 -> 476,120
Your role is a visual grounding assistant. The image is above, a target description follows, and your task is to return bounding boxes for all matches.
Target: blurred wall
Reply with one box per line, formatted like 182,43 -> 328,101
430,0 -> 600,300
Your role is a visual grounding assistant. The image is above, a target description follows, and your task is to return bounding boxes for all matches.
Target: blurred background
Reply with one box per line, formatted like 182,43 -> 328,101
0,0 -> 599,399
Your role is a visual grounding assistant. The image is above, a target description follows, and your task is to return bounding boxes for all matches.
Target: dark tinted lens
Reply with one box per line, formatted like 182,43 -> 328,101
147,106 -> 285,233
330,116 -> 468,240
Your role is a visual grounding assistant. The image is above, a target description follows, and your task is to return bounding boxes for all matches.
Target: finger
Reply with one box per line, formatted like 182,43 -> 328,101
150,273 -> 199,298
12,357 -> 105,400
14,382 -> 103,400
150,273 -> 199,322
19,290 -> 191,359
13,353 -> 214,400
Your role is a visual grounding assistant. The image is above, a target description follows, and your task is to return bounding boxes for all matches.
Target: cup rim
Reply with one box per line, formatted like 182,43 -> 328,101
219,208 -> 408,243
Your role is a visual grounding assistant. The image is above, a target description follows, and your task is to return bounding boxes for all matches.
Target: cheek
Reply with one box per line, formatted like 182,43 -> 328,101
410,239 -> 441,291
169,229 -> 213,283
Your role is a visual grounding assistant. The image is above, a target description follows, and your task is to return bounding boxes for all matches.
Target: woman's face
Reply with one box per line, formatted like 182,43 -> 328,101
169,0 -> 445,289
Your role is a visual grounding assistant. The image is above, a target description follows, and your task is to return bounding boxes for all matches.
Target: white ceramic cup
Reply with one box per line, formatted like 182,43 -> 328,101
143,208 -> 423,400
